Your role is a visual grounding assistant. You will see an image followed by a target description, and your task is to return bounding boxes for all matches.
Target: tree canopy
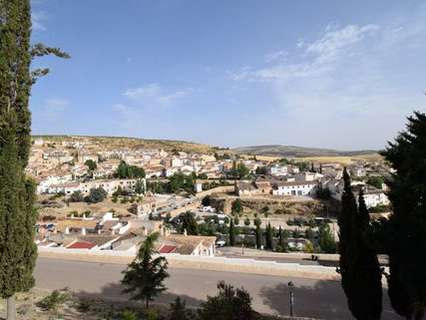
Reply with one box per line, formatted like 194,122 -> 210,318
380,111 -> 426,319
121,232 -> 169,308
116,161 -> 145,179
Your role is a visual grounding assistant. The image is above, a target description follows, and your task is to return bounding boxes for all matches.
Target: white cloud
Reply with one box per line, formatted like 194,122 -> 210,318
228,14 -> 426,149
305,24 -> 379,63
32,11 -> 47,31
123,83 -> 191,105
265,50 -> 288,63
233,24 -> 380,83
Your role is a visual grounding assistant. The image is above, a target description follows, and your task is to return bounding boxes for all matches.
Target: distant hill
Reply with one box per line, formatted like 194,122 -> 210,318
233,145 -> 378,158
32,135 -> 221,154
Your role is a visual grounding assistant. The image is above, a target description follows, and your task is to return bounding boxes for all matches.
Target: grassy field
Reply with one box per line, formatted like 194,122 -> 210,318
297,153 -> 383,165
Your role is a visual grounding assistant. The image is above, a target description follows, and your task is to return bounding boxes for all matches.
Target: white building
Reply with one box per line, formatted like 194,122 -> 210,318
269,165 -> 289,177
272,181 -> 318,196
44,179 -> 142,195
362,190 -> 390,208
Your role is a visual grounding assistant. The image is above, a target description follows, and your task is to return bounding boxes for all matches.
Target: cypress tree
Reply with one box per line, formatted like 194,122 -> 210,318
338,168 -> 359,317
381,111 -> 426,319
356,189 -> 383,319
255,224 -> 262,249
0,2 -> 68,319
338,169 -> 382,319
229,218 -> 235,246
265,223 -> 273,250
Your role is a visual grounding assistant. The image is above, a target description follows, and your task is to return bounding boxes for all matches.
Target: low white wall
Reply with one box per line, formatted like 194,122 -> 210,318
38,247 -> 339,280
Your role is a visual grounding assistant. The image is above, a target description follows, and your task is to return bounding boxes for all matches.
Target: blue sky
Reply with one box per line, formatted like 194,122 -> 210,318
30,0 -> 426,150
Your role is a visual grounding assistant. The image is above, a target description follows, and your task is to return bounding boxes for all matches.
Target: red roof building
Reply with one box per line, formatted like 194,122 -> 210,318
158,245 -> 177,254
67,241 -> 96,250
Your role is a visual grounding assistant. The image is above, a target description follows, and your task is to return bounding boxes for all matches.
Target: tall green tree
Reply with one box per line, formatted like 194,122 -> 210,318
318,223 -> 337,253
121,232 -> 169,308
265,223 -> 273,250
179,211 -> 198,235
228,218 -> 235,246
116,161 -> 146,179
255,224 -> 262,249
338,169 -> 382,319
356,189 -> 383,319
0,2 -> 68,319
381,111 -> 426,319
231,199 -> 243,214
84,159 -> 97,171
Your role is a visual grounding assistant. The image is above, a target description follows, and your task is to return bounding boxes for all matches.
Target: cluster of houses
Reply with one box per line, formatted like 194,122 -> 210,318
37,211 -> 216,257
235,162 -> 390,209
28,137 -> 231,195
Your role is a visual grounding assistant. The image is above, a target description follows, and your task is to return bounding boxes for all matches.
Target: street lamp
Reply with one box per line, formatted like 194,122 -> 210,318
288,281 -> 295,317
241,234 -> 245,256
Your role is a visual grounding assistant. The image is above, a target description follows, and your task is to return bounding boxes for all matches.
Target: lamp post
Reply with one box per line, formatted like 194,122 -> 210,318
241,234 -> 245,256
288,281 -> 295,317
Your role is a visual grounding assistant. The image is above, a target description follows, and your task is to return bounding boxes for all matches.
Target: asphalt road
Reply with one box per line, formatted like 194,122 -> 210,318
35,257 -> 401,319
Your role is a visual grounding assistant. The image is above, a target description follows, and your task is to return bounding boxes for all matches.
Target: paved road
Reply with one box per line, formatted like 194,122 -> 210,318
35,257 -> 401,319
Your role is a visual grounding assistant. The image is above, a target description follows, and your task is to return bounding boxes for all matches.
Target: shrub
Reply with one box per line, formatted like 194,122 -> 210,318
69,190 -> 84,202
121,310 -> 138,320
145,309 -> 158,320
37,290 -> 68,311
85,187 -> 107,203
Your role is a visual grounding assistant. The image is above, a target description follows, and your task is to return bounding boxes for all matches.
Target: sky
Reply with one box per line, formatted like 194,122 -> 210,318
30,0 -> 426,150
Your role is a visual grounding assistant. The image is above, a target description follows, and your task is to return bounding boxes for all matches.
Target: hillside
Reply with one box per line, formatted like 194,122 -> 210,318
233,145 -> 378,158
32,135 -> 220,154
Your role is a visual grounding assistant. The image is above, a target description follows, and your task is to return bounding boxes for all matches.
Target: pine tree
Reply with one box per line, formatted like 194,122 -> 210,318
381,111 -> 426,319
121,232 -> 169,308
0,2 -> 68,319
338,169 -> 382,319
229,218 -> 235,246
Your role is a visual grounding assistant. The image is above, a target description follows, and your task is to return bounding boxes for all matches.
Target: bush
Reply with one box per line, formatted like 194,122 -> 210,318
145,309 -> 158,320
304,241 -> 314,253
69,190 -> 84,202
244,217 -> 251,226
37,290 -> 68,311
198,281 -> 256,320
369,204 -> 390,213
85,187 -> 107,203
169,297 -> 191,320
121,310 -> 138,320
77,298 -> 92,313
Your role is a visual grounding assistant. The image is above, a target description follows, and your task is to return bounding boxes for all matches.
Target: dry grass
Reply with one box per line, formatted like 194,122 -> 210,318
297,153 -> 383,165
33,135 -> 217,154
38,196 -> 135,221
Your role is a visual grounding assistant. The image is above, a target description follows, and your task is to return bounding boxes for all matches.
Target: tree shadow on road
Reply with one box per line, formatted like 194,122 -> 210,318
259,280 -> 402,320
259,280 -> 352,320
75,281 -> 205,313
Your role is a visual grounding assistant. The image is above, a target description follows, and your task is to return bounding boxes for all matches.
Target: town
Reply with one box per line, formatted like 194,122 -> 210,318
31,135 -> 391,258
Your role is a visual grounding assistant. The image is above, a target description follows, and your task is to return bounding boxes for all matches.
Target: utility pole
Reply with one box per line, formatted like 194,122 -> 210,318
288,281 -> 295,317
